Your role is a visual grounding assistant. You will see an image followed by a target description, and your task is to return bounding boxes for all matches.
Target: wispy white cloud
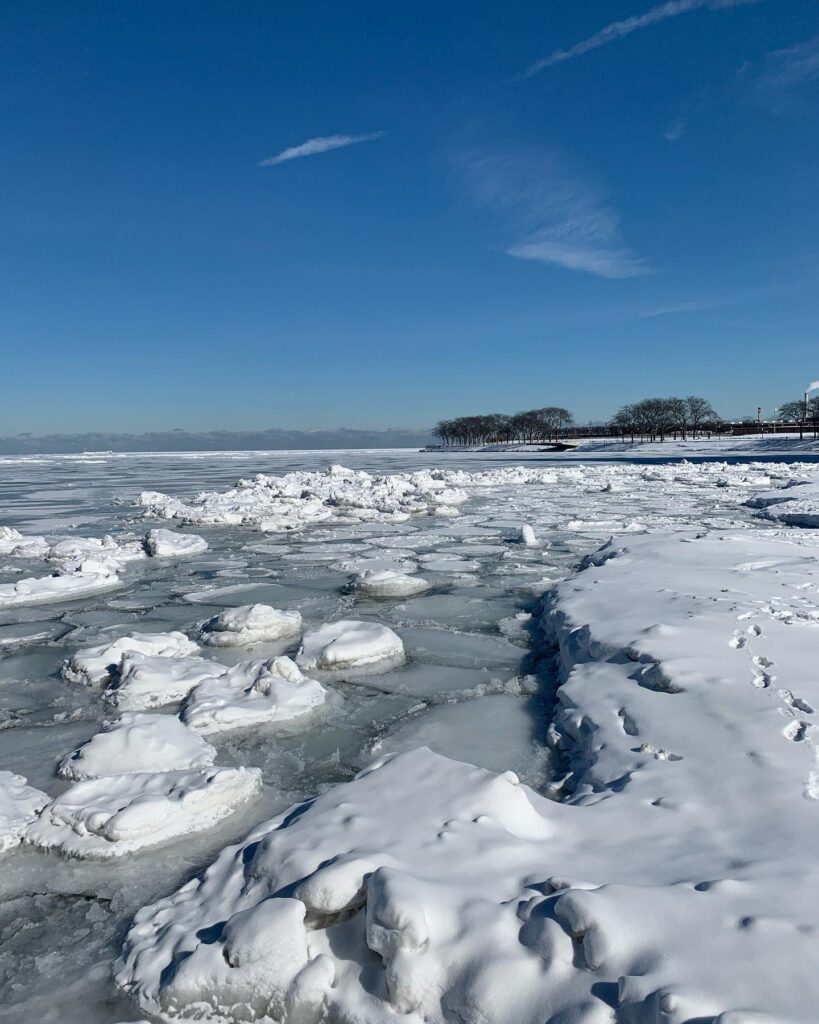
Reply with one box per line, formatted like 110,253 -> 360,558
524,0 -> 758,76
463,148 -> 652,279
259,131 -> 386,167
663,117 -> 687,142
752,34 -> 819,110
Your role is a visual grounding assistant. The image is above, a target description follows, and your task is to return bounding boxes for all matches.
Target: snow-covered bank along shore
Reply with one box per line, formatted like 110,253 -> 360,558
115,518 -> 819,1023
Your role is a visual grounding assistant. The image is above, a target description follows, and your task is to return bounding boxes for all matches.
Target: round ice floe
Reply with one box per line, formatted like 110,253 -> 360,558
182,656 -> 327,734
143,528 -> 208,557
0,771 -> 48,853
58,713 -> 217,781
63,631 -> 200,687
297,620 -> 405,672
29,765 -> 262,858
199,603 -> 302,647
104,651 -> 223,710
351,570 -> 431,599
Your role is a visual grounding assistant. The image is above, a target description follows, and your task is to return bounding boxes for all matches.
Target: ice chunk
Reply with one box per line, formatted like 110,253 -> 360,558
58,713 -> 217,780
0,770 -> 48,853
63,631 -> 200,687
143,528 -> 208,557
0,559 -> 121,609
351,569 -> 431,599
297,619 -> 405,672
29,765 -> 262,858
0,525 -> 49,558
104,651 -> 223,710
182,656 -> 327,735
199,603 -> 302,646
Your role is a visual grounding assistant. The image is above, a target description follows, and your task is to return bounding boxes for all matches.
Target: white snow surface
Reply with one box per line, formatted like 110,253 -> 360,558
6,450 -> 819,1021
58,713 -> 217,781
199,603 -> 302,646
296,619 -> 405,672
181,656 -> 327,735
29,766 -> 262,858
0,771 -> 48,853
63,631 -> 200,687
104,652 -> 223,710
117,523 -> 819,1024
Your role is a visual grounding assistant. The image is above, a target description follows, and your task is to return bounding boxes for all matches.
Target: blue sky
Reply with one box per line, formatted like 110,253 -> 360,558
1,0 -> 818,433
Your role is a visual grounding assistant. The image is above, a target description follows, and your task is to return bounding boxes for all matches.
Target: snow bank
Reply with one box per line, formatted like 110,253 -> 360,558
143,528 -> 208,557
58,713 -> 216,781
182,656 -> 327,735
199,603 -> 302,646
63,631 -> 200,687
29,766 -> 262,858
350,568 -> 431,598
104,652 -> 222,710
296,619 -> 405,672
0,771 -> 48,853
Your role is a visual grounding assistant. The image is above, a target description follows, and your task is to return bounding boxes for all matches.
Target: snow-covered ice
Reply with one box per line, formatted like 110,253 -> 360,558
0,558 -> 122,609
143,528 -> 208,557
104,651 -> 223,709
350,568 -> 431,598
181,656 -> 327,735
0,770 -> 48,853
63,631 -> 200,687
58,713 -> 217,780
29,765 -> 262,858
198,603 -> 302,646
296,618 -> 406,672
4,446 -> 819,1021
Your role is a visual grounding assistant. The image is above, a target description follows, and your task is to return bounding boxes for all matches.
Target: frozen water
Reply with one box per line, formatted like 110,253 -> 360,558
296,619 -> 406,673
62,631 -> 200,687
3,446 -> 819,1020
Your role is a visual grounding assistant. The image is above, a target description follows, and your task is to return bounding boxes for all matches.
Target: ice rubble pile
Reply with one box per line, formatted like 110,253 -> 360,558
748,476 -> 819,528
63,631 -> 200,687
0,525 -> 208,609
135,460 -> 809,535
117,527 -> 819,1023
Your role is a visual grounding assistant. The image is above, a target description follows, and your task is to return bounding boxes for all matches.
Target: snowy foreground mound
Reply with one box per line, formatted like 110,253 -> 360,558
117,527 -> 819,1023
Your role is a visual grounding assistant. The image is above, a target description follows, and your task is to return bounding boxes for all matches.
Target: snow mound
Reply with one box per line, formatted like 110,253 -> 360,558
29,765 -> 261,858
63,631 -> 200,687
0,771 -> 48,853
58,713 -> 217,781
116,746 -> 819,1023
296,619 -> 405,672
350,568 -> 431,598
143,528 -> 208,557
182,656 -> 327,735
199,603 -> 302,646
104,651 -> 222,710
0,558 -> 122,609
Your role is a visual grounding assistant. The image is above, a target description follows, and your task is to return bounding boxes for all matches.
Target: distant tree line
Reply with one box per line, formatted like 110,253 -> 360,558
610,396 -> 719,442
778,397 -> 819,438
432,408 -> 574,446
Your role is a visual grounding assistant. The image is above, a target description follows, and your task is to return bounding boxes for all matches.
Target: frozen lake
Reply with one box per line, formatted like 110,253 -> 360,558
1,447 -> 818,1022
